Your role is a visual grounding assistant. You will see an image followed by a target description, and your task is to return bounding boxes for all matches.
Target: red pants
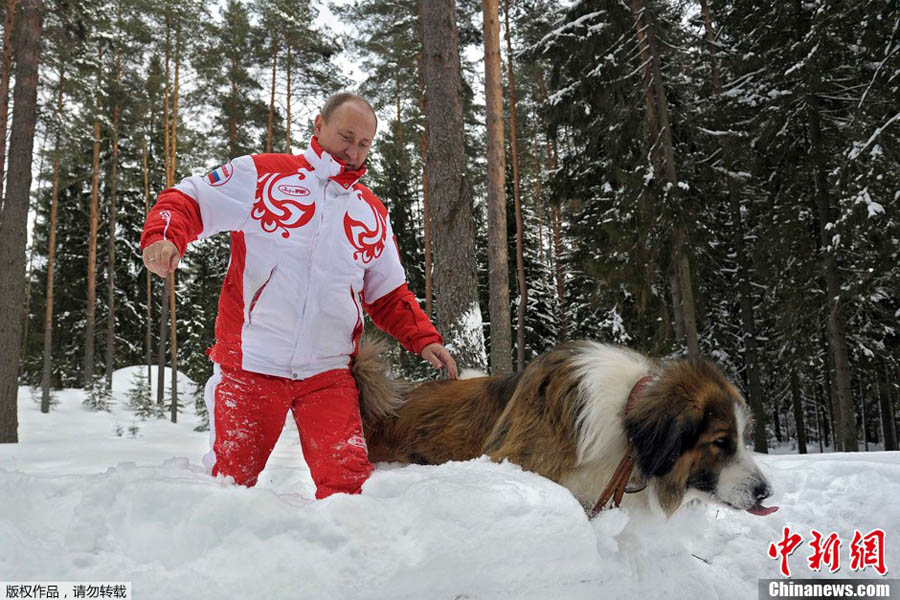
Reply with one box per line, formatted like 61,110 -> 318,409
202,365 -> 373,499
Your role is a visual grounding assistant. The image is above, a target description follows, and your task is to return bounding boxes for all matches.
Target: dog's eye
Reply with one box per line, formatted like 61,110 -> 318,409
713,437 -> 729,449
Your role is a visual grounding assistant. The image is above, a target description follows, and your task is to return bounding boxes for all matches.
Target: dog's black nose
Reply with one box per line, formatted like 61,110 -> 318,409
753,482 -> 772,501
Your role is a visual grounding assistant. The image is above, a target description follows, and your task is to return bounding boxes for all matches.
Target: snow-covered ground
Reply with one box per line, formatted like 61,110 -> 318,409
1,367 -> 897,599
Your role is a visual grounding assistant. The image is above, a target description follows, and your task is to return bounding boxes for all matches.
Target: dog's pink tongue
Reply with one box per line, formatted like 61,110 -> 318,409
746,505 -> 779,516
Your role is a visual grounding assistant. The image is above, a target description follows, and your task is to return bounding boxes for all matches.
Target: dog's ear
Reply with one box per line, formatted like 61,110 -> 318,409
626,406 -> 701,478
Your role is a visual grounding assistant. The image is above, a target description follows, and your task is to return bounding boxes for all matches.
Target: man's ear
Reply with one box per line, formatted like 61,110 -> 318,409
313,114 -> 323,136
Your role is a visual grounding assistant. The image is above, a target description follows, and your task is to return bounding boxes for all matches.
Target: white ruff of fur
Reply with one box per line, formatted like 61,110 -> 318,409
570,342 -> 652,465
559,342 -> 653,508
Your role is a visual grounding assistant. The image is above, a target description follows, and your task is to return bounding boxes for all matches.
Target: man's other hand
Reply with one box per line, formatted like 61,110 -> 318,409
421,343 -> 458,380
142,240 -> 180,278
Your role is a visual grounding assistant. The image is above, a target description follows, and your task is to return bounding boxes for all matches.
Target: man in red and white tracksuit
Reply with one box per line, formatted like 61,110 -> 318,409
141,93 -> 457,499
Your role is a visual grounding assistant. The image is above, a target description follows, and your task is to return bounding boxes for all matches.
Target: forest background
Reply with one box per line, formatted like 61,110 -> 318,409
0,0 -> 897,455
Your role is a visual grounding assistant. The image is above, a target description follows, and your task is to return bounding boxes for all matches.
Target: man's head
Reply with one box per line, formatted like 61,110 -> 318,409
314,93 -> 377,170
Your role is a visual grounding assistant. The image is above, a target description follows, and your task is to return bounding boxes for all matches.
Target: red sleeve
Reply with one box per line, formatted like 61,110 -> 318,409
363,283 -> 443,355
140,188 -> 204,256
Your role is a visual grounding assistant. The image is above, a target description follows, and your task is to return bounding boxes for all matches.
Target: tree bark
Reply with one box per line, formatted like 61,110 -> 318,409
773,397 -> 782,444
285,45 -> 291,153
699,0 -> 766,450
20,128 -> 46,377
142,130 -> 152,389
631,0 -> 699,358
414,10 -> 432,318
105,36 -> 121,389
483,0 -> 512,374
266,37 -> 277,153
169,280 -> 177,422
816,370 -> 831,449
83,43 -> 103,388
504,0 -> 526,370
791,368 -> 807,454
168,20 -> 181,415
552,203 -> 566,340
156,275 -> 169,406
0,0 -> 41,442
41,67 -> 63,413
880,360 -> 898,451
857,370 -> 868,450
807,98 -> 857,452
0,0 -> 18,209
419,0 -> 486,371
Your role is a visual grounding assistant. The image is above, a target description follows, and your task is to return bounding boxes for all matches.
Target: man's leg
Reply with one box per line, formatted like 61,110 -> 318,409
205,364 -> 291,487
290,369 -> 374,499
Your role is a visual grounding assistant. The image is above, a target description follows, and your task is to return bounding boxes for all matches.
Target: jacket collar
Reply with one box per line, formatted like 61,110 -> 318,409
303,136 -> 367,189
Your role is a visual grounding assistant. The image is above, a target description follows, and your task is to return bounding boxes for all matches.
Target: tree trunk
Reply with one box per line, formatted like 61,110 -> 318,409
880,360 -> 898,451
821,323 -> 840,450
157,275 -> 169,406
169,280 -> 177,422
168,21 -> 181,415
791,368 -> 807,454
699,0 -> 766,450
816,372 -> 830,449
0,0 -> 18,209
142,131 -> 152,388
552,203 -> 566,340
483,0 -> 512,374
105,39 -> 121,389
631,0 -> 699,358
0,0 -> 41,443
813,369 -> 823,453
773,398 -> 782,444
169,20 -> 180,183
504,0 -> 526,370
285,45 -> 291,153
419,0 -> 486,371
20,129 -> 46,378
266,37 -> 277,153
535,137 -> 544,263
857,370 -> 868,450
807,98 -> 857,452
41,67 -> 63,414
414,12 -> 432,318
674,229 -> 699,358
83,43 -> 103,388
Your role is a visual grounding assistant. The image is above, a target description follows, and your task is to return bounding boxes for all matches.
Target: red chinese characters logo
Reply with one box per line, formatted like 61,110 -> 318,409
769,527 -> 804,577
252,172 -> 315,238
850,529 -> 887,576
343,191 -> 387,264
808,530 -> 842,573
768,527 -> 887,577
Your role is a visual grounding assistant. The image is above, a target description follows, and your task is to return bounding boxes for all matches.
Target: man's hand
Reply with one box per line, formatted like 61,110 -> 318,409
421,343 -> 458,380
142,240 -> 181,278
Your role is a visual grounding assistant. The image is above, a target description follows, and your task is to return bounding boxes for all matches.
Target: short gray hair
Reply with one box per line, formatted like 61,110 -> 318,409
321,92 -> 378,131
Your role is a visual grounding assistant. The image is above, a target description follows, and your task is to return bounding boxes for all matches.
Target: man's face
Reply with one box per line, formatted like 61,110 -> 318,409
313,101 -> 377,170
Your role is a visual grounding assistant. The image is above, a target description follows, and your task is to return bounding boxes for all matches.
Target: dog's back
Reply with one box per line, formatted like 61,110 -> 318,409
353,340 -> 522,464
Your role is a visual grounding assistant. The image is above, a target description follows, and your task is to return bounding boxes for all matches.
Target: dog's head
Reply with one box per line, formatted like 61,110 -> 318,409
624,360 -> 775,517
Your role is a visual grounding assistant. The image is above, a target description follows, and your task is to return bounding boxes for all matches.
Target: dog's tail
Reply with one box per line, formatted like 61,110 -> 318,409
352,337 -> 410,424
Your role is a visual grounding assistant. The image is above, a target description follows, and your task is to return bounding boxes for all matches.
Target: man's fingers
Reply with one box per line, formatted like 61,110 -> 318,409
143,241 -> 180,278
443,351 -> 458,380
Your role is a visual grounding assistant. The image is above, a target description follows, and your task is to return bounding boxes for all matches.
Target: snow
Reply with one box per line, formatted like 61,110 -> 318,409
1,370 -> 898,598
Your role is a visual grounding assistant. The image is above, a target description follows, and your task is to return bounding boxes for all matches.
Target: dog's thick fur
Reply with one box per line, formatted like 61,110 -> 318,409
354,339 -> 773,516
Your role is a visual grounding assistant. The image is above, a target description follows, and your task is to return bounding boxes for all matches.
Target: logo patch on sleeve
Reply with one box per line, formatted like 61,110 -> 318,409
206,162 -> 234,187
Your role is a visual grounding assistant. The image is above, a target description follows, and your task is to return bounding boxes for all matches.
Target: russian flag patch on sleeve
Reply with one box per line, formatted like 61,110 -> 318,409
206,162 -> 234,187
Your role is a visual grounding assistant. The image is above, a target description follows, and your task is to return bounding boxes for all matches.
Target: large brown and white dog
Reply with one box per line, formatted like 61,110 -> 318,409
353,339 -> 777,518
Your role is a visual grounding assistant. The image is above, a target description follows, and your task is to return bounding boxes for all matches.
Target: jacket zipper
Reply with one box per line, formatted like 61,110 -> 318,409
292,179 -> 330,369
